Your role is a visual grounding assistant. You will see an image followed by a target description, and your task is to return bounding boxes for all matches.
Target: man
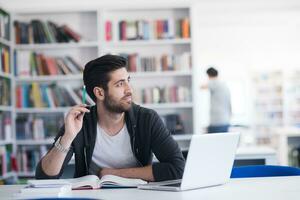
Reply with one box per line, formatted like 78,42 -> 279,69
35,55 -> 185,182
201,67 -> 232,133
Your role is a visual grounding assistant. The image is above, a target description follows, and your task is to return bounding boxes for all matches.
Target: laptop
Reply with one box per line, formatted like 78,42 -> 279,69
138,132 -> 240,191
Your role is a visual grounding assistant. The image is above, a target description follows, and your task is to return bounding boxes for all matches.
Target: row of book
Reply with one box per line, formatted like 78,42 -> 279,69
0,145 -> 13,177
17,145 -> 48,174
0,45 -> 10,74
0,9 -> 10,40
15,51 -> 83,77
106,18 -> 190,41
0,112 -> 11,141
16,113 -> 64,140
133,86 -> 191,104
161,114 -> 185,135
14,20 -> 82,44
120,52 -> 191,72
0,78 -> 11,106
16,83 -> 94,108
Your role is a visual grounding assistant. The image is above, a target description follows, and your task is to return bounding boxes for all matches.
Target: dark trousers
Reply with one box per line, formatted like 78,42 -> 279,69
207,124 -> 230,133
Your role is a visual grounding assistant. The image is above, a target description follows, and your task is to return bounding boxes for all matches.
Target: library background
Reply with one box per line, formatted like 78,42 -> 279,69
0,0 -> 300,184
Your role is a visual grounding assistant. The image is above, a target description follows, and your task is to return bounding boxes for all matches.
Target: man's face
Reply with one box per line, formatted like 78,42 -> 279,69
103,68 -> 133,113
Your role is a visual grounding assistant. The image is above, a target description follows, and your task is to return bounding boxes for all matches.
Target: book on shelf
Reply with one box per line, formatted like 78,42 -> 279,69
0,111 -> 12,140
16,113 -> 64,140
28,174 -> 147,189
17,145 -> 48,174
0,45 -> 10,74
0,77 -> 11,106
16,83 -> 94,108
0,8 -> 10,40
133,85 -> 191,104
15,51 -> 83,76
14,20 -> 82,44
0,144 -> 13,176
161,114 -> 185,135
108,18 -> 190,41
119,52 -> 191,72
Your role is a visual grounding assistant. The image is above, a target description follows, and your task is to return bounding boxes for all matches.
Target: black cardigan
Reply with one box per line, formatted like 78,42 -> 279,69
35,103 -> 185,181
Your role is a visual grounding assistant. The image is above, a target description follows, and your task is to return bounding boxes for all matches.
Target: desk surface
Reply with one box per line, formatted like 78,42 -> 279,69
1,176 -> 299,200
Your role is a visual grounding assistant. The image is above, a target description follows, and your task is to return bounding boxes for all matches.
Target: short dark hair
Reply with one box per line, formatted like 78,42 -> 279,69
83,54 -> 127,101
206,67 -> 218,77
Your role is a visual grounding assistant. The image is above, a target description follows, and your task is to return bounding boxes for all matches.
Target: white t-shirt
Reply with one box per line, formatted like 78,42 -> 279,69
91,123 -> 139,169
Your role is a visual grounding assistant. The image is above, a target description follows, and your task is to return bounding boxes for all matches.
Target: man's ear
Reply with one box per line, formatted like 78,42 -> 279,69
93,87 -> 105,101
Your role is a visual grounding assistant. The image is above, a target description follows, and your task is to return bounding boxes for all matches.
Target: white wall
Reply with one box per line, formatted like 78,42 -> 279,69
193,0 -> 300,129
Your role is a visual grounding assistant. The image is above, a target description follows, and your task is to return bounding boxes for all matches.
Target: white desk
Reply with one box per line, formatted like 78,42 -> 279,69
0,176 -> 299,200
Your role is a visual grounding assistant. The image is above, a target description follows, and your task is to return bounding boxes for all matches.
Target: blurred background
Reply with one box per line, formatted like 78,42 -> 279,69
0,0 -> 300,184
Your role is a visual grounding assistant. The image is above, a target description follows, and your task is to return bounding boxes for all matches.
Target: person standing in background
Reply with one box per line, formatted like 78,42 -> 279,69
201,67 -> 232,133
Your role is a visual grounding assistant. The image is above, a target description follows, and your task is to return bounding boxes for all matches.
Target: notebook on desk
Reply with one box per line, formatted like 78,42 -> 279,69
138,132 -> 240,191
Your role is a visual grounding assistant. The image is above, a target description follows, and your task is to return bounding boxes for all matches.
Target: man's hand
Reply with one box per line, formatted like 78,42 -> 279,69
99,166 -> 154,182
99,168 -> 120,177
62,104 -> 90,147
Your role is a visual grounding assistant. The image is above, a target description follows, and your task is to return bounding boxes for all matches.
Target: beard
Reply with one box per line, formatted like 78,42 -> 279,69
103,92 -> 132,113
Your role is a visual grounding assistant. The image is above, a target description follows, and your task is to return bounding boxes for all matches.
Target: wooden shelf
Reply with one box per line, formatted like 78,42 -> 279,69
0,72 -> 13,79
172,134 -> 193,141
0,140 -> 13,145
105,38 -> 191,46
130,71 -> 192,78
0,37 -> 11,46
15,41 -> 98,50
18,172 -> 35,177
15,107 -> 70,113
0,106 -> 12,112
141,102 -> 193,109
16,138 -> 54,145
15,74 -> 82,82
0,172 -> 16,180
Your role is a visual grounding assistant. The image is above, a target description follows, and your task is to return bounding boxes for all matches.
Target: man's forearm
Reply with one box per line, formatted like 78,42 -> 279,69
101,165 -> 154,182
41,134 -> 72,176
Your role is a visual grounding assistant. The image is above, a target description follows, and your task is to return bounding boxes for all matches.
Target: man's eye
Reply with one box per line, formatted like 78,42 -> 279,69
117,82 -> 123,87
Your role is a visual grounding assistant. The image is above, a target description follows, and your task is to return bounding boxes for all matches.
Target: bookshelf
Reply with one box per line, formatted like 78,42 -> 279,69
252,69 -> 300,166
12,9 -> 99,177
9,5 -> 195,177
0,6 -> 17,182
252,70 -> 284,142
100,6 -> 194,137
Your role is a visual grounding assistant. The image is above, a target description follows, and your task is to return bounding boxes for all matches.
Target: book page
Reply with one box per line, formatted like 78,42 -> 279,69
99,175 -> 147,187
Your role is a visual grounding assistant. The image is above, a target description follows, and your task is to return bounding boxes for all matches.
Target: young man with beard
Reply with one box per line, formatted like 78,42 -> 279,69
35,55 -> 185,182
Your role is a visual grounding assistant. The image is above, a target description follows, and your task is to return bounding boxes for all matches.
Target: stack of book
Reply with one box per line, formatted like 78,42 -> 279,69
14,20 -> 82,44
15,52 -> 83,76
120,52 -> 191,72
105,18 -> 190,41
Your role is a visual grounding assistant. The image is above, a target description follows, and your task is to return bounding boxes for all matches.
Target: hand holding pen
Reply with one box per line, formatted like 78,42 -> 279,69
62,85 -> 90,142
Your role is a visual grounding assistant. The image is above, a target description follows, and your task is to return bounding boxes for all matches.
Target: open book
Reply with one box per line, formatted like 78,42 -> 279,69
28,175 -> 147,190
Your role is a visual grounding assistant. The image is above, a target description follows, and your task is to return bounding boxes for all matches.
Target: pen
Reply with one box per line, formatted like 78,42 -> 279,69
82,85 -> 86,104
